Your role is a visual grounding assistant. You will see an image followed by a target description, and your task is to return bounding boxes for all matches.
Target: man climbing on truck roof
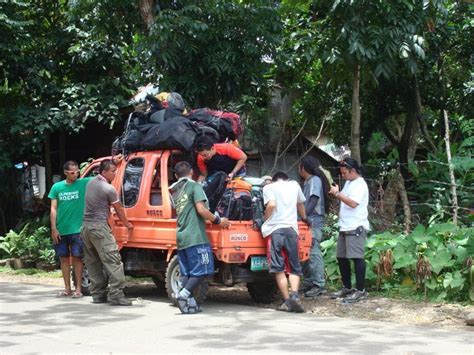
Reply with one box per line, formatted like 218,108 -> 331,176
195,137 -> 247,183
170,161 -> 230,314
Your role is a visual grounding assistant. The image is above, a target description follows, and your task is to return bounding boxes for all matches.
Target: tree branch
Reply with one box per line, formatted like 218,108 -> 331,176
285,117 -> 326,173
276,118 -> 308,160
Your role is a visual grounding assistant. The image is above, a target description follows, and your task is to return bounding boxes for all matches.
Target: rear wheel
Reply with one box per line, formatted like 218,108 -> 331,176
165,255 -> 209,305
151,275 -> 167,295
247,280 -> 278,303
72,265 -> 91,296
151,275 -> 165,288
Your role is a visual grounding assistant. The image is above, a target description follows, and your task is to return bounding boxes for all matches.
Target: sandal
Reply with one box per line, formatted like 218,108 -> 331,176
71,292 -> 83,298
57,290 -> 72,297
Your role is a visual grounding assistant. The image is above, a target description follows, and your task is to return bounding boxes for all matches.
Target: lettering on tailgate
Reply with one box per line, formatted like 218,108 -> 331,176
230,234 -> 248,242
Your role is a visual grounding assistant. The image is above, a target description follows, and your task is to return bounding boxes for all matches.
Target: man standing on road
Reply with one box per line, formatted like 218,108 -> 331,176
48,160 -> 91,298
170,161 -> 230,314
329,158 -> 370,304
262,172 -> 308,313
81,159 -> 134,306
298,156 -> 331,298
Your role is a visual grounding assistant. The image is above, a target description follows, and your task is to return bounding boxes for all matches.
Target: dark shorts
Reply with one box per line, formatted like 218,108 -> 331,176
266,227 -> 302,275
336,227 -> 367,259
54,233 -> 83,258
178,243 -> 215,277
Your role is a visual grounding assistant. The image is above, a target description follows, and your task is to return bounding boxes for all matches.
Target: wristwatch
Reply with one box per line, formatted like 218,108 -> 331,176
213,214 -> 221,225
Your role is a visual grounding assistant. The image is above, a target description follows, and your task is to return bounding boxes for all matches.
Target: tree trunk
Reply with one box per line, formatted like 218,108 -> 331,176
139,0 -> 155,31
399,77 -> 420,181
351,64 -> 361,164
396,168 -> 412,233
443,109 -> 458,225
437,58 -> 458,225
380,177 -> 399,230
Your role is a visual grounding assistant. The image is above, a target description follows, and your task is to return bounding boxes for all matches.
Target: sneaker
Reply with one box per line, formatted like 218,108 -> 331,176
330,287 -> 355,299
289,294 -> 305,313
298,284 -> 312,294
187,297 -> 202,314
342,290 -> 368,304
277,300 -> 292,312
92,294 -> 108,304
176,295 -> 190,314
109,297 -> 132,306
304,286 -> 326,298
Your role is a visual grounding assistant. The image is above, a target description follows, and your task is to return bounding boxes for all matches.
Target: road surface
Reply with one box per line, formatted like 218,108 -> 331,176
0,282 -> 472,354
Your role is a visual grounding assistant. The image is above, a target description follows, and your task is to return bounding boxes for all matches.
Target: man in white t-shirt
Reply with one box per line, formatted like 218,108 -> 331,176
262,172 -> 308,313
329,158 -> 370,304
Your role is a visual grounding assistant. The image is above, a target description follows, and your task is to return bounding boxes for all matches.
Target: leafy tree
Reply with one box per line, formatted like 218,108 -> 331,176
141,0 -> 282,107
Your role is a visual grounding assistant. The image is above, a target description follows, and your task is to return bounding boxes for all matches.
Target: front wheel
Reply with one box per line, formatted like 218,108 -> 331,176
72,265 -> 91,296
165,255 -> 209,305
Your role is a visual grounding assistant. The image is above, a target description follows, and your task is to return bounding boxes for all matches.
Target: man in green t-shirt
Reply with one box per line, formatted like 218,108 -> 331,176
170,161 -> 230,314
48,160 -> 92,298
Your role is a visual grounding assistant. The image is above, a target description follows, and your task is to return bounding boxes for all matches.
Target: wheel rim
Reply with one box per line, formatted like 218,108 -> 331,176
82,268 -> 91,288
171,262 -> 181,296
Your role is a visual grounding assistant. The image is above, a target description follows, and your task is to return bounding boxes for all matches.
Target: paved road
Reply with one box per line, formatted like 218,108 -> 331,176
0,282 -> 472,354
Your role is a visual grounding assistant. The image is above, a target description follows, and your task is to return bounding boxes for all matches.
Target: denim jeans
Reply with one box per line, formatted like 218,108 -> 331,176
302,222 -> 326,289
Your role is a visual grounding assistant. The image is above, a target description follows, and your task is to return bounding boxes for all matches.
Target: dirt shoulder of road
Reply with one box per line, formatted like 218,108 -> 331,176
210,285 -> 473,329
1,272 -> 472,329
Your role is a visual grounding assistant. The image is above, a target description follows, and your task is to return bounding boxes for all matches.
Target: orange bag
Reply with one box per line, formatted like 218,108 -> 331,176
226,178 -> 252,193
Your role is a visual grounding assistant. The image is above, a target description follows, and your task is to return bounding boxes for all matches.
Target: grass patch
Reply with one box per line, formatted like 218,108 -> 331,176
0,266 -> 62,278
125,276 -> 154,284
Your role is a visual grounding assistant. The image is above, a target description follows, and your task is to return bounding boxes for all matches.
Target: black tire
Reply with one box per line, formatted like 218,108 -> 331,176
247,281 -> 278,303
165,255 -> 210,305
151,275 -> 167,295
151,275 -> 165,288
72,265 -> 91,296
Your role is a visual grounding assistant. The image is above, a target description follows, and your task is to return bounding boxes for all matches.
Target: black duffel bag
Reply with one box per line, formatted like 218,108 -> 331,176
141,116 -> 198,151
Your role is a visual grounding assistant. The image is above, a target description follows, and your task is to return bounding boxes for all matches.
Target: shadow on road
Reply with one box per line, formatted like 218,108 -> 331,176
1,281 -> 472,353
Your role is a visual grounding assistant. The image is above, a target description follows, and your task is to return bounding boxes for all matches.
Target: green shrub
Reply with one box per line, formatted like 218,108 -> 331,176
0,218 -> 53,263
0,224 -> 30,258
322,223 -> 474,302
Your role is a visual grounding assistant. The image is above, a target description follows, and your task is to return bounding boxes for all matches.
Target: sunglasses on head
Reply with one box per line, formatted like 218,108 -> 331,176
339,161 -> 352,169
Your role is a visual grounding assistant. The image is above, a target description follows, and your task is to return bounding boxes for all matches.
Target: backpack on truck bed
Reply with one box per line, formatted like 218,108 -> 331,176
202,171 -> 227,213
188,108 -> 242,141
111,113 -> 147,155
216,179 -> 253,221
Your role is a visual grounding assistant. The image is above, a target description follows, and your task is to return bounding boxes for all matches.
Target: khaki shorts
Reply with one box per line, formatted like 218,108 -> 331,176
336,227 -> 367,259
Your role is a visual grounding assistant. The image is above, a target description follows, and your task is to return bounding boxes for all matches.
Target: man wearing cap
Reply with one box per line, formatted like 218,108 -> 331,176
329,157 -> 370,304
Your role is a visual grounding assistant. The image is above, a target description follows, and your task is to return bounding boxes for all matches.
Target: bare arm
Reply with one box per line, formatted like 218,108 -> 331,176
111,202 -> 133,230
50,199 -> 60,244
264,200 -> 276,221
197,172 -> 207,183
228,153 -> 247,179
329,185 -> 359,209
112,153 -> 124,165
195,201 -> 230,228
